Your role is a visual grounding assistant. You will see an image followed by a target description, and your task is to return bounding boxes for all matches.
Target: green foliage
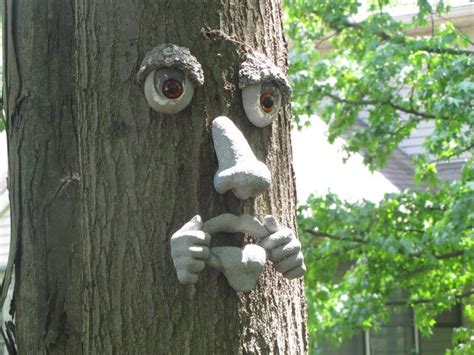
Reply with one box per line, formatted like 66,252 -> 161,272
285,0 -> 474,352
286,0 -> 473,172
299,163 -> 473,347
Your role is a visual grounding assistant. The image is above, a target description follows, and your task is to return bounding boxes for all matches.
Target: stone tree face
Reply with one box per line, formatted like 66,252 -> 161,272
138,44 -> 305,291
4,0 -> 308,353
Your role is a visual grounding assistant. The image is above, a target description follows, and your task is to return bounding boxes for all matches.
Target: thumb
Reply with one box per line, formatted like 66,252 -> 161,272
178,215 -> 203,232
263,215 -> 281,234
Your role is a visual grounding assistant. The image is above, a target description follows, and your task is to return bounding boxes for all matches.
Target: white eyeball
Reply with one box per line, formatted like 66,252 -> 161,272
241,82 -> 282,127
144,68 -> 194,114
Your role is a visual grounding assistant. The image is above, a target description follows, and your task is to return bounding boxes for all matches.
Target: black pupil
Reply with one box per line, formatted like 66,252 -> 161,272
162,79 -> 183,99
261,93 -> 274,111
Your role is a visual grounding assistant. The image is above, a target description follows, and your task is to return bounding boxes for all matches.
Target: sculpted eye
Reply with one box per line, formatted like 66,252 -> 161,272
238,52 -> 291,128
242,83 -> 282,127
162,78 -> 184,99
137,44 -> 204,115
260,92 -> 276,113
143,68 -> 194,114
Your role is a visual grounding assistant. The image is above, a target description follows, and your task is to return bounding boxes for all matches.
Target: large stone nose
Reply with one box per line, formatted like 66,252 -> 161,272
212,116 -> 271,200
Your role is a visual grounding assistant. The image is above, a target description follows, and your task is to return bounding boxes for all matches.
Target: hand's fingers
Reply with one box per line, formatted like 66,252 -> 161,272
270,238 -> 301,261
171,232 -> 210,260
274,253 -> 304,274
189,245 -> 210,260
185,259 -> 206,273
207,251 -> 223,271
177,215 -> 203,233
260,228 -> 294,251
263,215 -> 280,234
171,215 -> 208,286
192,231 -> 211,246
171,230 -> 210,248
176,271 -> 198,284
283,264 -> 306,279
203,214 -> 269,240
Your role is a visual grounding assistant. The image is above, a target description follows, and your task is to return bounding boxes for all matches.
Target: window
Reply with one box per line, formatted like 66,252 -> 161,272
320,304 -> 464,355
419,305 -> 462,355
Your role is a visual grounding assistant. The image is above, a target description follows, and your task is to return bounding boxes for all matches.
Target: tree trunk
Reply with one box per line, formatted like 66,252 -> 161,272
3,0 -> 82,352
4,0 -> 307,353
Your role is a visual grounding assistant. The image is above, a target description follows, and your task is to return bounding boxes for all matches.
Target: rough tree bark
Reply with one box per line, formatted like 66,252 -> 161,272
2,0 -> 82,352
4,0 -> 307,353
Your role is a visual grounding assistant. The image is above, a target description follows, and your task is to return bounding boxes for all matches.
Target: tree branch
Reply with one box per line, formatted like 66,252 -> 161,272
306,227 -> 472,261
315,32 -> 339,49
386,289 -> 474,306
326,93 -> 437,119
395,227 -> 425,234
409,249 -> 472,260
341,21 -> 474,56
319,245 -> 364,259
305,229 -> 366,243
435,250 -> 467,260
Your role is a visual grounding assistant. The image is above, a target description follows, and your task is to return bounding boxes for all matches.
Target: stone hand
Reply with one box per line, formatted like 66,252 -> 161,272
260,216 -> 306,279
170,215 -> 211,284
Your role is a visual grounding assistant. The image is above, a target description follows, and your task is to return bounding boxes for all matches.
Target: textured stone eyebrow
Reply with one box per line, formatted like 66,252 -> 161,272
137,43 -> 205,87
238,52 -> 292,104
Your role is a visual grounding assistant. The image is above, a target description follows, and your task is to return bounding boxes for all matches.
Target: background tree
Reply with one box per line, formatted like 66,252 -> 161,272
285,0 -> 473,353
1,0 -> 307,353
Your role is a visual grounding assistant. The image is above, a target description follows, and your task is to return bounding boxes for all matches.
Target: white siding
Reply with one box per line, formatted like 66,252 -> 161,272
0,188 -> 10,272
0,209 -> 9,271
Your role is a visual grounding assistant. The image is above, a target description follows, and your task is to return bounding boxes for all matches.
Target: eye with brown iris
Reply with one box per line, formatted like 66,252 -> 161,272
162,79 -> 184,99
260,92 -> 275,113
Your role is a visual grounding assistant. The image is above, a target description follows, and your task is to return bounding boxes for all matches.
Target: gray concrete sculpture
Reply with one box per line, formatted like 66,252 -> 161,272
212,116 -> 271,199
239,52 -> 292,127
138,44 -> 204,114
170,215 -> 211,284
203,214 -> 268,292
202,213 -> 269,239
207,245 -> 267,292
146,43 -> 306,292
260,216 -> 306,279
170,213 -> 305,291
